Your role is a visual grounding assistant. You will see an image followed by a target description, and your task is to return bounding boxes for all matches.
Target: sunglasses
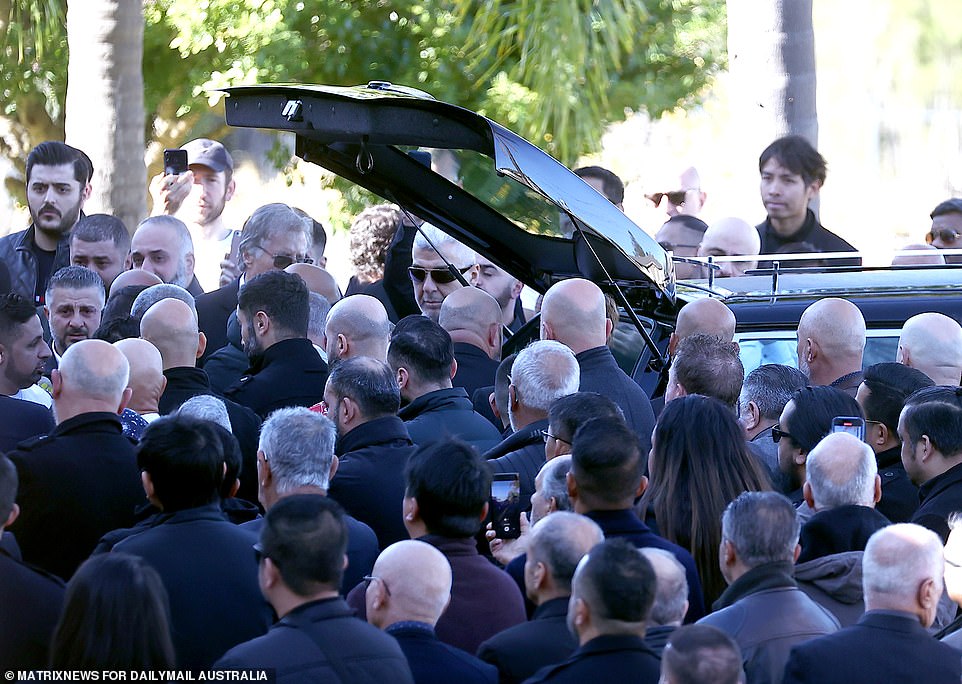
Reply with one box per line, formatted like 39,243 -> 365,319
771,425 -> 795,444
253,245 -> 313,269
926,228 -> 962,245
408,265 -> 472,284
646,190 -> 691,206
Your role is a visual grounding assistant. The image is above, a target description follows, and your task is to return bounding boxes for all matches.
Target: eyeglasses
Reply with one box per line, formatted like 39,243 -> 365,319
363,575 -> 391,596
541,430 -> 570,445
771,425 -> 795,444
658,241 -> 702,253
253,245 -> 313,269
646,189 -> 696,206
926,228 -> 962,245
408,265 -> 472,284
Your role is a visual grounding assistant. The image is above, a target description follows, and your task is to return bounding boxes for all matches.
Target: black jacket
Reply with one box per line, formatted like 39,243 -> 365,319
225,337 -> 328,419
784,611 -> 961,684
8,412 -> 143,580
524,634 -> 660,684
195,277 -> 240,365
797,505 -> 890,564
576,346 -> 655,452
388,621 -> 497,684
399,387 -> 501,453
215,597 -> 414,684
452,342 -> 500,400
874,445 -> 919,523
912,461 -> 962,543
159,366 -> 263,504
0,224 -> 71,305
484,418 -> 549,512
114,503 -> 272,669
698,561 -> 840,684
756,209 -> 859,264
476,597 -> 577,684
327,416 -> 416,549
0,394 -> 54,454
0,541 -> 64,670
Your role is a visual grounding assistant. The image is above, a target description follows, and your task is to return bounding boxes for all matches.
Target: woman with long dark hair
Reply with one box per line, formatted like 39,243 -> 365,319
49,553 -> 176,668
642,394 -> 772,604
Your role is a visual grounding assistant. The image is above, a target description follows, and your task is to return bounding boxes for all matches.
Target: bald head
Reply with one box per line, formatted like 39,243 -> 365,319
804,432 -> 878,511
324,294 -> 391,364
54,339 -> 130,422
366,540 -> 452,628
892,243 -> 945,267
698,217 -> 761,277
541,279 -> 608,353
439,287 -> 503,360
797,298 -> 866,385
671,298 -> 736,355
108,268 -> 162,297
862,523 -> 943,625
639,548 -> 689,627
898,312 -> 962,386
130,216 -> 195,288
140,298 -> 204,370
285,263 -> 341,305
113,338 -> 165,414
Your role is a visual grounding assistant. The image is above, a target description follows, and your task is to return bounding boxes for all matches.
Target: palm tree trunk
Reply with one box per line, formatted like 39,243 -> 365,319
64,0 -> 146,233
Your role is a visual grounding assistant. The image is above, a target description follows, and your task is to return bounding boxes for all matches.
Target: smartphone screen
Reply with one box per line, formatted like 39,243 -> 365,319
490,473 -> 522,539
831,416 -> 865,441
163,149 -> 189,176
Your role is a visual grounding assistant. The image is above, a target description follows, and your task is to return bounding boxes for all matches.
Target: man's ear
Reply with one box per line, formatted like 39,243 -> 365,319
668,331 -> 679,358
141,471 -> 161,509
805,338 -> 819,364
488,391 -> 500,421
793,543 -> 801,563
262,557 -> 281,590
184,252 -> 195,279
566,471 -> 578,501
466,264 -> 480,286
722,539 -> 737,567
802,481 -> 815,511
329,454 -> 339,482
540,320 -> 554,342
3,502 -> 19,530
532,560 -> 548,591
918,577 -> 939,615
224,178 -> 237,203
896,345 -> 908,365
80,182 -> 92,204
337,333 -> 349,357
478,501 -> 489,522
508,384 -> 519,410
635,474 -> 649,498
873,474 -> 882,505
919,435 -> 935,463
254,310 -> 270,336
51,368 -> 63,399
403,495 -> 420,523
743,401 -> 762,432
450,358 -> 458,380
340,396 -> 359,425
118,387 -> 133,414
196,331 -> 207,359
511,279 -> 523,299
486,323 -> 501,353
396,367 -> 409,391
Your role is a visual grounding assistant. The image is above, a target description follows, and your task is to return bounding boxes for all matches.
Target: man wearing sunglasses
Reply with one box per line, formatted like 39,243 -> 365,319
409,224 -> 479,323
926,198 -> 962,264
645,166 -> 706,219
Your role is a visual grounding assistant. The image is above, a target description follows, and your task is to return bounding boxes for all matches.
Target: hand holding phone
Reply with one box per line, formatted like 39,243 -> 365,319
490,473 -> 522,539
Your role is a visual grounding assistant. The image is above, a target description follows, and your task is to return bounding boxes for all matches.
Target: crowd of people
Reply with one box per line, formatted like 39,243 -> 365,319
2,135 -> 962,683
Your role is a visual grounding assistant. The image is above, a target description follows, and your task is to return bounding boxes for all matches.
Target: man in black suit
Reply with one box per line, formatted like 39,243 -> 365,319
784,523 -> 960,683
243,406 -> 378,593
113,416 -> 271,669
325,356 -> 416,548
540,278 -> 656,451
484,340 -> 580,509
367,539 -> 497,684
477,512 -> 603,684
439,286 -> 502,399
8,339 -> 142,580
140,297 -> 261,503
0,394 -> 53,453
215,495 -> 414,683
0,455 -> 65,670
225,269 -> 327,418
525,538 -> 661,684
391,315 -> 501,453
196,203 -> 312,363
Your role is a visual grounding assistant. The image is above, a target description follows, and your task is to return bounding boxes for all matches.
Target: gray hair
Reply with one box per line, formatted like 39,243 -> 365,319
721,492 -> 800,568
258,407 -> 337,493
639,547 -> 689,627
307,293 -> 331,342
862,523 -> 943,599
412,223 -> 476,267
739,364 -> 808,421
540,455 -> 572,512
177,395 -> 231,433
131,284 -> 196,320
59,340 -> 130,402
238,203 -> 312,257
45,265 -> 106,309
512,340 -> 580,411
527,511 -> 604,592
805,433 -> 878,509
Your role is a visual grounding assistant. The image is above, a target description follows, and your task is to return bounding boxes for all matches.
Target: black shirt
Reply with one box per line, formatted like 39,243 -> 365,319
31,245 -> 56,305
756,209 -> 860,266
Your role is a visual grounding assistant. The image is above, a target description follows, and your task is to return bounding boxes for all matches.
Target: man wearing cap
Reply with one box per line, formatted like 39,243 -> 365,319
150,139 -> 237,291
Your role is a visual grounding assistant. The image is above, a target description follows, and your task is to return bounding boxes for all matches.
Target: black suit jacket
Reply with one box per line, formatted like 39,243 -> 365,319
399,387 -> 501,453
913,461 -> 962,543
0,395 -> 54,454
0,541 -> 65,670
477,597 -> 577,684
576,346 -> 655,452
783,611 -> 961,684
388,622 -> 497,684
8,412 -> 143,580
159,366 -> 263,504
524,634 -> 660,684
328,416 -> 416,549
115,504 -> 272,669
224,337 -> 328,419
452,343 -> 500,400
875,445 -> 919,523
196,278 -> 240,365
215,597 -> 414,684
